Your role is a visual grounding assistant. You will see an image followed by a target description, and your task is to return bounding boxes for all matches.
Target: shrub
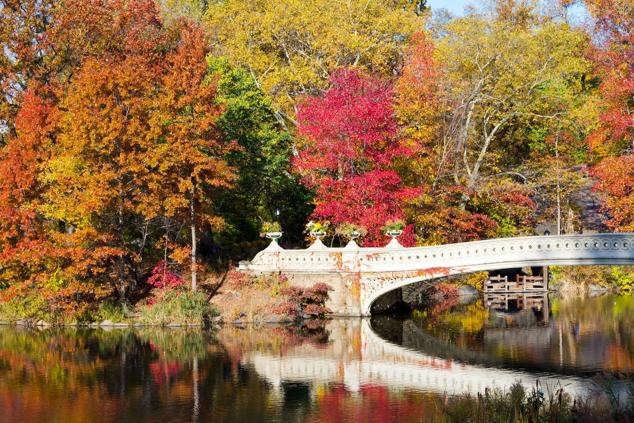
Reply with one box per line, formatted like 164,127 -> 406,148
464,272 -> 488,291
140,289 -> 217,326
147,260 -> 185,289
549,266 -> 611,289
95,301 -> 129,323
436,282 -> 459,298
0,292 -> 50,322
226,269 -> 253,289
0,282 -> 102,324
550,265 -> 634,293
273,283 -> 332,320
608,267 -> 634,293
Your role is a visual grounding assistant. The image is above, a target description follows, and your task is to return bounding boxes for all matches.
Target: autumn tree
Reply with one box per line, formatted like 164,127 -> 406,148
0,0 -> 55,144
402,2 -> 592,242
585,0 -> 634,231
393,31 -> 443,183
0,0 -> 240,314
0,0 -> 155,308
156,0 -> 208,21
145,24 -> 236,290
204,0 -> 424,128
0,91 -> 56,289
393,31 -> 498,244
294,70 -> 418,246
40,0 -> 171,302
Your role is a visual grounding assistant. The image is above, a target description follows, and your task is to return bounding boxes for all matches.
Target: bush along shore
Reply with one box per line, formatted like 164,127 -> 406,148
0,271 -> 333,328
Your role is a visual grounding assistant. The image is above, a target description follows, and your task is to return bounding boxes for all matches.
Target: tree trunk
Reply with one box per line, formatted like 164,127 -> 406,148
117,177 -> 127,306
190,184 -> 197,291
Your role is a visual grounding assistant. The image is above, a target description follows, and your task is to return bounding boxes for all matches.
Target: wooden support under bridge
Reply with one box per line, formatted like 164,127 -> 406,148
485,267 -> 549,293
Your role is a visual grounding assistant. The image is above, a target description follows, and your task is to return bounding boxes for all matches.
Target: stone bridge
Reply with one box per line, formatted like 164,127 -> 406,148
239,233 -> 634,316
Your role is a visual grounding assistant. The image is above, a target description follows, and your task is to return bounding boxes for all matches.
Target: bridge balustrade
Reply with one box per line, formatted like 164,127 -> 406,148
241,234 -> 634,274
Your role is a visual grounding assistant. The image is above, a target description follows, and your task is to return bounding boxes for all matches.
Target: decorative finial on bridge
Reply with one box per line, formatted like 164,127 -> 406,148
307,221 -> 329,250
383,220 -> 405,249
336,223 -> 366,250
261,221 -> 283,251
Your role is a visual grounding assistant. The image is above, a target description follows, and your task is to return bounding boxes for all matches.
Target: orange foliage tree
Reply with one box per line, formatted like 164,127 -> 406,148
586,0 -> 634,231
145,24 -> 236,290
0,0 -> 236,318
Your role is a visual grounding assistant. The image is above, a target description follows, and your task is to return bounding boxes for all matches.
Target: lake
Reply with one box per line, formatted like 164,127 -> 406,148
0,294 -> 632,422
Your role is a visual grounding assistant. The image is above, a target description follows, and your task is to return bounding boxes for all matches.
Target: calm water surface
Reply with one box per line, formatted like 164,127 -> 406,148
1,294 -> 633,422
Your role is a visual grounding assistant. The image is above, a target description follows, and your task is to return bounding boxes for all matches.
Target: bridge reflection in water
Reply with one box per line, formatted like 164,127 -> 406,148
484,292 -> 549,324
224,314 -> 617,401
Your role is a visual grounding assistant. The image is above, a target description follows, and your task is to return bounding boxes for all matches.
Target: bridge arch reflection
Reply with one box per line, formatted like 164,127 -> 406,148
223,318 -> 607,399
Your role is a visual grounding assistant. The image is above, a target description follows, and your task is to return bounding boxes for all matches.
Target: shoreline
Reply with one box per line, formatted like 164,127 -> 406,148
0,316 -> 359,329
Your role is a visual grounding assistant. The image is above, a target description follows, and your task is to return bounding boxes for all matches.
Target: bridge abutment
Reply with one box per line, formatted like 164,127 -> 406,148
280,271 -> 365,316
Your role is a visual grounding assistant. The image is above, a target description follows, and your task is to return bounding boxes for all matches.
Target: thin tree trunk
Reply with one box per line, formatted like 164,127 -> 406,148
117,176 -> 127,306
190,184 -> 197,291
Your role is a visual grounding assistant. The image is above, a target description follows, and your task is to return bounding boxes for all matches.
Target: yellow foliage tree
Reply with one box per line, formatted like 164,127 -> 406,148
204,0 -> 424,128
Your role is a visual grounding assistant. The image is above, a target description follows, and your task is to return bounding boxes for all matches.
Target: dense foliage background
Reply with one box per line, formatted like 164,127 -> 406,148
0,0 -> 632,318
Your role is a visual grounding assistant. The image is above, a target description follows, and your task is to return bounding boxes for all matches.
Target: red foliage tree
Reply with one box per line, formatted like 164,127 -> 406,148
586,1 -> 634,230
273,283 -> 332,320
294,70 -> 419,246
147,261 -> 185,289
0,90 -> 56,288
593,156 -> 634,231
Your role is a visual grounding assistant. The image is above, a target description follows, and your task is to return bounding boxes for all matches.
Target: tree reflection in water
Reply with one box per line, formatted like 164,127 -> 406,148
0,297 -> 633,422
0,324 -> 436,422
396,294 -> 634,376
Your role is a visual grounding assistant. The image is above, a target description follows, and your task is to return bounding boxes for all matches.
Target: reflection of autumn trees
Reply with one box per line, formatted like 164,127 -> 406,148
411,295 -> 634,374
0,328 -> 224,422
551,296 -> 634,372
414,299 -> 489,350
0,325 -> 361,421
0,329 -> 132,422
2,313 -> 632,422
306,385 -> 437,423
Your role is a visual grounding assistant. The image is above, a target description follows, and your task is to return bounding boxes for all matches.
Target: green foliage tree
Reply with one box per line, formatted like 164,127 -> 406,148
206,57 -> 312,252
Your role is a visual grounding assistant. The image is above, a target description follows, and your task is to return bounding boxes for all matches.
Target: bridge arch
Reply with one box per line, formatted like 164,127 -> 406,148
361,257 -> 631,315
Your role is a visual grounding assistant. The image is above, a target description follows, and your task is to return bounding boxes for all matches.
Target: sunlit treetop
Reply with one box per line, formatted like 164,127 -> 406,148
203,0 -> 426,128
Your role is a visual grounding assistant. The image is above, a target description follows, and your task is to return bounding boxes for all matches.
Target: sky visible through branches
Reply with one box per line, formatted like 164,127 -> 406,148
428,0 -> 589,21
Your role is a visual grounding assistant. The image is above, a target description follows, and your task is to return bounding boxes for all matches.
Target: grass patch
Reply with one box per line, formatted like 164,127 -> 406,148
94,300 -> 129,323
437,381 -> 634,423
139,289 -> 217,326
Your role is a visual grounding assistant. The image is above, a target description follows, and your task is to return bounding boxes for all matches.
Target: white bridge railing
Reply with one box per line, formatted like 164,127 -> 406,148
240,233 -> 634,314
240,233 -> 634,275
